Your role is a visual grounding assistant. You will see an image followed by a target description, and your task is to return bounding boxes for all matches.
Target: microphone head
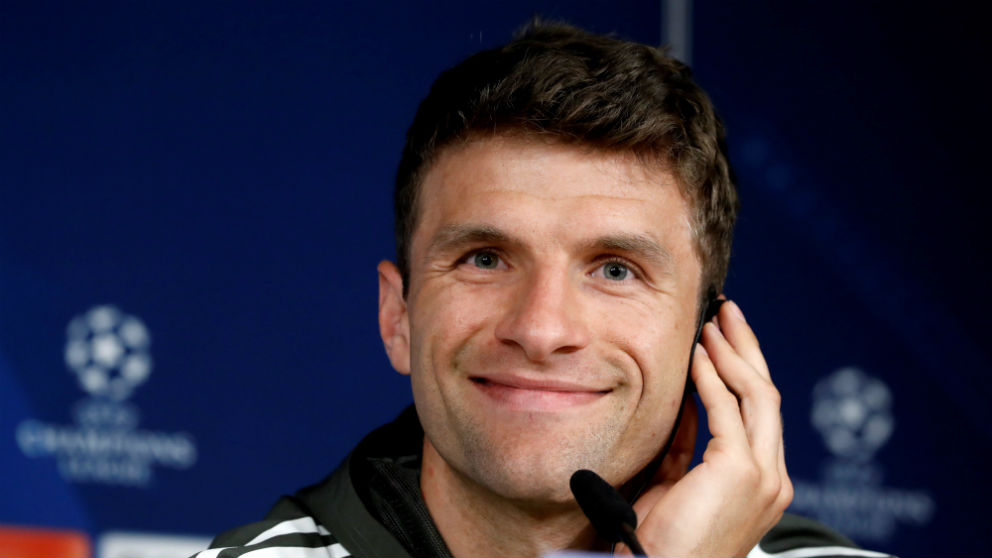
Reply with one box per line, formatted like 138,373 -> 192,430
569,469 -> 638,543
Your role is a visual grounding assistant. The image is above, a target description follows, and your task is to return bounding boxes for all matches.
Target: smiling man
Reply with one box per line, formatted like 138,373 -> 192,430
380,136 -> 714,556
195,22 -> 888,558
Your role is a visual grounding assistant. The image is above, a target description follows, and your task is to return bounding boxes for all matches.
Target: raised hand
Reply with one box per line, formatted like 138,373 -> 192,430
625,300 -> 793,557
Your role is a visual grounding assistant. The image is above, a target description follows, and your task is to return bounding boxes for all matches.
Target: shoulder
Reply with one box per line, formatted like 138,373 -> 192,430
189,496 -> 353,558
748,513 -> 895,558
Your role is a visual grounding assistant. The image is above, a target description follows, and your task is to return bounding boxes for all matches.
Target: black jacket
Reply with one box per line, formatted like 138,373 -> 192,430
200,407 -> 889,558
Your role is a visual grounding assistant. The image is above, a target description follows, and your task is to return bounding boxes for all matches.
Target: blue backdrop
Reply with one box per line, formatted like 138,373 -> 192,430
2,2 -> 989,557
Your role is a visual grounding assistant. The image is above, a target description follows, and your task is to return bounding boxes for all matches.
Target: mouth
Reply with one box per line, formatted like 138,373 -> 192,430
469,376 -> 612,411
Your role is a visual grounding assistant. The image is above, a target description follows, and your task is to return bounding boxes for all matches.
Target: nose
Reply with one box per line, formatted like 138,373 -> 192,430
494,269 -> 591,362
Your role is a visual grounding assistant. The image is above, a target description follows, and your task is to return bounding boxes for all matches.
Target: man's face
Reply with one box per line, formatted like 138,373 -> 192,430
379,136 -> 702,505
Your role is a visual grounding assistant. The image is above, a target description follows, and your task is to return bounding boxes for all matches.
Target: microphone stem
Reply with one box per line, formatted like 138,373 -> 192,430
619,523 -> 647,557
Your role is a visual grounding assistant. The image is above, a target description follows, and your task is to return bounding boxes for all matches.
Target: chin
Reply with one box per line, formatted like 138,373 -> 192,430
473,464 -> 579,509
458,433 -> 619,508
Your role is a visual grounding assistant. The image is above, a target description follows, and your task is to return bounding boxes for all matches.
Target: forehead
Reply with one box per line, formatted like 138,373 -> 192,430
428,136 -> 676,197
415,136 -> 692,235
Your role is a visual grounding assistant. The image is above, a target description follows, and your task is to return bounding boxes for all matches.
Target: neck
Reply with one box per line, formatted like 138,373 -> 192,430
420,438 -> 605,557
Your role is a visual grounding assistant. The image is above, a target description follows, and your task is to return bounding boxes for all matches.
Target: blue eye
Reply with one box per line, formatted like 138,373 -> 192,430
472,251 -> 500,269
602,261 -> 629,281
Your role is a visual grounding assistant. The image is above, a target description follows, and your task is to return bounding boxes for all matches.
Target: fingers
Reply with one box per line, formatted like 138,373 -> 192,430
714,300 -> 770,380
691,342 -> 749,445
697,299 -> 790,521
692,341 -> 789,534
702,320 -> 782,465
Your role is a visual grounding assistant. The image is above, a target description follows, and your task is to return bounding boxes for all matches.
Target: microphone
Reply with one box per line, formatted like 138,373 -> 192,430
570,469 -> 647,556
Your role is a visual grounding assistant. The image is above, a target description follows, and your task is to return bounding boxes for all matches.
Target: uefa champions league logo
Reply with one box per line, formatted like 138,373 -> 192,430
16,304 -> 196,486
64,305 -> 152,402
790,366 -> 933,542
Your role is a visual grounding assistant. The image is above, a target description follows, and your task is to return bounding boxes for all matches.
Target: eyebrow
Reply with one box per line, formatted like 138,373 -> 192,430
583,233 -> 674,269
426,224 -> 517,256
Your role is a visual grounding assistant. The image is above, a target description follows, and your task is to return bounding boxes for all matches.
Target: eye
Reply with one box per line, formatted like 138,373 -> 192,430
471,251 -> 501,270
600,260 -> 630,281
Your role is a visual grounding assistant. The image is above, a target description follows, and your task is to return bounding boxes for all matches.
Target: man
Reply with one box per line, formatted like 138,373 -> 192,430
195,22 -> 887,557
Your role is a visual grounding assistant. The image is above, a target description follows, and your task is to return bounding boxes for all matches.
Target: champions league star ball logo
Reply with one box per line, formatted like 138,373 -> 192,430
811,367 -> 894,463
790,366 -> 934,543
16,304 -> 197,486
64,305 -> 152,401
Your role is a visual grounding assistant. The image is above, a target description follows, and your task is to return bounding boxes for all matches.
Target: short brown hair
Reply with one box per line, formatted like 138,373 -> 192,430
394,21 -> 738,300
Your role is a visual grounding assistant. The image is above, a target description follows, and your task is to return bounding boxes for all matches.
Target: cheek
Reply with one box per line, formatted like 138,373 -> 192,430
408,285 -> 498,374
612,306 -> 693,442
596,298 -> 695,396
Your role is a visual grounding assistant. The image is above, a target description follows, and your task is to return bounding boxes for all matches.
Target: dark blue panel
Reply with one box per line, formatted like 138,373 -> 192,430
693,2 -> 991,556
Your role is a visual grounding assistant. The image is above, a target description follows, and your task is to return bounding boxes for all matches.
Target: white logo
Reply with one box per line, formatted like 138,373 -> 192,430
16,305 -> 197,487
811,367 -> 894,462
65,305 -> 152,401
790,366 -> 933,543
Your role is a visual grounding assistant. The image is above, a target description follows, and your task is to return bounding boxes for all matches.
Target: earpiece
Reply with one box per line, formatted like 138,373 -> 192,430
702,291 -> 725,325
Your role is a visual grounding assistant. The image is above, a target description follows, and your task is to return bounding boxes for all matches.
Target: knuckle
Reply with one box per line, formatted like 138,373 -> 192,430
779,476 -> 795,508
760,475 -> 781,499
762,383 -> 782,407
719,389 -> 740,407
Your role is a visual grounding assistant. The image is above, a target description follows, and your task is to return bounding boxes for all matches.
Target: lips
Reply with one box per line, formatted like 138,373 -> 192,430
470,374 -> 611,411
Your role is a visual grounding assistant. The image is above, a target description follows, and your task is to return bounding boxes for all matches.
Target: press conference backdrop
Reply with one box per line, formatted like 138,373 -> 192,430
2,2 -> 988,556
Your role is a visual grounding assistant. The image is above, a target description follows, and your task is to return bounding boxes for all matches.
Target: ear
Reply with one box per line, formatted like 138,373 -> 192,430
378,260 -> 411,375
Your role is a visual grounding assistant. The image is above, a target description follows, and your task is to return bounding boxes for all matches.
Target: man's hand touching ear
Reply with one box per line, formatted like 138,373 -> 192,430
624,300 -> 793,557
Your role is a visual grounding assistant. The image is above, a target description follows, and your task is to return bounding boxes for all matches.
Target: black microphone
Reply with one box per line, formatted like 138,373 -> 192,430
570,469 -> 647,556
